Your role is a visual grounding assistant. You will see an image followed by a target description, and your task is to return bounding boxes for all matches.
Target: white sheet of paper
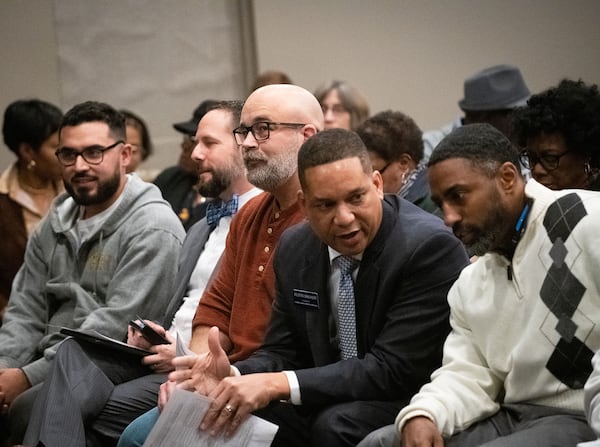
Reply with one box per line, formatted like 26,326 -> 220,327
143,388 -> 278,447
577,440 -> 600,447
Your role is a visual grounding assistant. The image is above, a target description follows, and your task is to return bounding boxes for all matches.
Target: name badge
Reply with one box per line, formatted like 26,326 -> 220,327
293,289 -> 319,309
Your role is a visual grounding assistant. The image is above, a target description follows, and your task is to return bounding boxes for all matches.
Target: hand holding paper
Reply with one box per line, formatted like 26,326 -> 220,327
143,388 -> 278,447
201,372 -> 290,438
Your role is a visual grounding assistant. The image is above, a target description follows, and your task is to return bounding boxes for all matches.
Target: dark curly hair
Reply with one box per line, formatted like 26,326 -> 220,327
356,110 -> 423,164
513,79 -> 600,172
429,123 -> 520,178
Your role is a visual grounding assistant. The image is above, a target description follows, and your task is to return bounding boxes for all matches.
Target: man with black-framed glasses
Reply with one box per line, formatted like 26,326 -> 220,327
117,84 -> 325,447
0,101 -> 185,445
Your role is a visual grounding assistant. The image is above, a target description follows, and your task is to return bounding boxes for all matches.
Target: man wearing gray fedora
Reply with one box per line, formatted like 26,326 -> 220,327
422,64 -> 530,162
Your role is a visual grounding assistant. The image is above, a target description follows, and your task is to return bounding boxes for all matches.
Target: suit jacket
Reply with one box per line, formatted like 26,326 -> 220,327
161,218 -> 212,327
236,195 -> 469,406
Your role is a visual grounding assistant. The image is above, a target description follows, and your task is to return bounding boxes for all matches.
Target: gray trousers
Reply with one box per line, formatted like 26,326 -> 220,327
358,404 -> 596,447
20,338 -> 166,447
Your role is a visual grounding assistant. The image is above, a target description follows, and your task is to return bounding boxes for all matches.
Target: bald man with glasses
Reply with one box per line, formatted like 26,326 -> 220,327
117,84 -> 325,446
0,101 -> 185,444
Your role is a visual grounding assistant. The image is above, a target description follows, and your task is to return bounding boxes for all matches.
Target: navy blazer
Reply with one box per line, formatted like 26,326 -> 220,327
236,195 -> 469,406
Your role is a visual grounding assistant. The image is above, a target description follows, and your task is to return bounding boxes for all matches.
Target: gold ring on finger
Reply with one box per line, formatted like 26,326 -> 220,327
223,404 -> 234,416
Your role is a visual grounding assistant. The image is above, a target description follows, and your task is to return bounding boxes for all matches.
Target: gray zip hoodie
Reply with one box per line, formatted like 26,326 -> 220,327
0,174 -> 185,386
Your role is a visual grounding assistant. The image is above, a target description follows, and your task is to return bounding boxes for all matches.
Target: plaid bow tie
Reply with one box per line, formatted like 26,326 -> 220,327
206,195 -> 239,229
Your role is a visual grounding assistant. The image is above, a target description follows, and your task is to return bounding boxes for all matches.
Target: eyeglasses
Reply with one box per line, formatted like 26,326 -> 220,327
55,140 -> 124,166
519,149 -> 571,172
321,104 -> 348,115
377,162 -> 392,174
233,122 -> 305,145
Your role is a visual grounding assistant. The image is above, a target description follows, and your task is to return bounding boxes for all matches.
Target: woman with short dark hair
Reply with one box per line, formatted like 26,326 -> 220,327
0,99 -> 63,323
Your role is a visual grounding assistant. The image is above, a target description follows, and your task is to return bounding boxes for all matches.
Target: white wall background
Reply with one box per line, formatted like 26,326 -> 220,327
2,0 -> 600,172
0,0 -> 248,173
254,0 -> 600,130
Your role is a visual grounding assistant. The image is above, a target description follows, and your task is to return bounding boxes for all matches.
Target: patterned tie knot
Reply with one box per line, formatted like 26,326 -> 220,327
206,195 -> 239,228
336,255 -> 359,276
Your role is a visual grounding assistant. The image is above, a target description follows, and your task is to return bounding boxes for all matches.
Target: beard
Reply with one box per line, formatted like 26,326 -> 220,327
243,148 -> 297,192
457,192 -> 508,257
197,156 -> 245,198
64,170 -> 121,207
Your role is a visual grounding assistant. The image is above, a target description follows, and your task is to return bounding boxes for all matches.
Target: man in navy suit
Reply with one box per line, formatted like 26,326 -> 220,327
168,128 -> 469,446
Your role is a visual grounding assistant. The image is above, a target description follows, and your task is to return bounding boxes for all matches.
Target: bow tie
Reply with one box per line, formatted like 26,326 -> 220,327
206,195 -> 239,228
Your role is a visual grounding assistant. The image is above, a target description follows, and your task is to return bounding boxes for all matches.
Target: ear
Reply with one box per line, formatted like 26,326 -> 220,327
297,189 -> 308,217
497,161 -> 521,192
18,143 -> 35,162
398,153 -> 413,169
372,170 -> 384,199
301,125 -> 318,141
121,142 -> 133,168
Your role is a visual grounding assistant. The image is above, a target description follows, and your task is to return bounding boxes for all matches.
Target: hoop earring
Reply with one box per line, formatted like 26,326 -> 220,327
27,159 -> 36,171
584,161 -> 592,176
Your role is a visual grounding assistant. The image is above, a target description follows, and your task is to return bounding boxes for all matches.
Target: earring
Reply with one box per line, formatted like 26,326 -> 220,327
401,171 -> 407,185
27,159 -> 36,171
584,161 -> 592,176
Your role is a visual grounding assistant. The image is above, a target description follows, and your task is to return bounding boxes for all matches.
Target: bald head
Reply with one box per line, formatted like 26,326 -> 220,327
237,84 -> 322,199
242,84 -> 324,131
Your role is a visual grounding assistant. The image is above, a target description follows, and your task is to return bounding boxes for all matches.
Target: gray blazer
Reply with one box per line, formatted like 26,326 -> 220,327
161,218 -> 213,328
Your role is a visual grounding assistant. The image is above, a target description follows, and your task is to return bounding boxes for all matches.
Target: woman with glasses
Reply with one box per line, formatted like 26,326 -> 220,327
514,79 -> 600,191
314,80 -> 370,131
0,99 -> 63,324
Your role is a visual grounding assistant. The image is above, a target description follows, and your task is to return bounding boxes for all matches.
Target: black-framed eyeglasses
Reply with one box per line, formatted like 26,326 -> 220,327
233,122 -> 305,145
519,149 -> 571,172
55,140 -> 124,166
377,162 -> 392,174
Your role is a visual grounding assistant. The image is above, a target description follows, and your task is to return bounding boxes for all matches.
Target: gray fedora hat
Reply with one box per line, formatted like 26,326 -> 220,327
459,64 -> 530,111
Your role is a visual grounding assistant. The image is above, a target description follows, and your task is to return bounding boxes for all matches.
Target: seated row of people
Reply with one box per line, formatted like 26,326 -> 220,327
2,68 -> 597,323
0,74 -> 599,446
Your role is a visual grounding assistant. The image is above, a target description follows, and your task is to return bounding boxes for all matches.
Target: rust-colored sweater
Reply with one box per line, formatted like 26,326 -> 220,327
192,192 -> 305,362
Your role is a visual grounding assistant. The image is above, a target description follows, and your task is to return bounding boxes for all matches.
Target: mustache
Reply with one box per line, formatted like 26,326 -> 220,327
197,167 -> 213,175
71,173 -> 96,181
243,151 -> 268,163
453,223 -> 473,239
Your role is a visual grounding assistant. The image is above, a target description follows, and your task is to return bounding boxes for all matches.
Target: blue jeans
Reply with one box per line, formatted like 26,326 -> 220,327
117,406 -> 159,447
